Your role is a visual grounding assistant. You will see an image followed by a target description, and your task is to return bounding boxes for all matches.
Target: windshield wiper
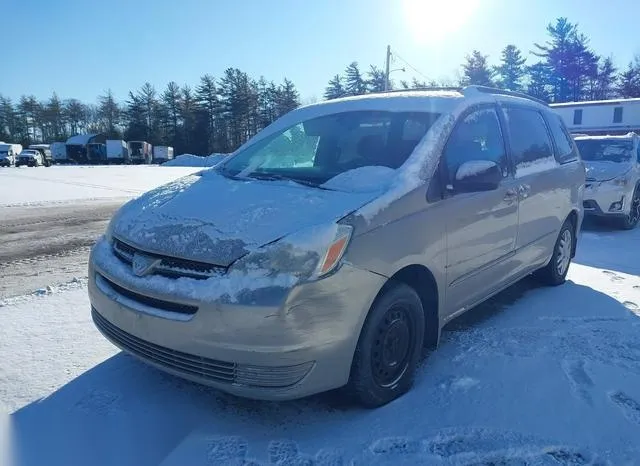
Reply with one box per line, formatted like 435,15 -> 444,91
247,172 -> 333,190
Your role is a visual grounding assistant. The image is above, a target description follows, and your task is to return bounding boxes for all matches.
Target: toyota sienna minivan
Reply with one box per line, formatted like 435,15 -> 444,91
89,86 -> 585,407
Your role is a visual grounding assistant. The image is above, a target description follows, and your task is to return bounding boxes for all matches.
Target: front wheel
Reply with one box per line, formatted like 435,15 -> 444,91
347,282 -> 425,408
619,187 -> 640,230
535,220 -> 574,286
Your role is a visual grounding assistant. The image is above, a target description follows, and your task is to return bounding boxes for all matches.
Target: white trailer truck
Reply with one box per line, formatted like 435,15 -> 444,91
152,146 -> 174,164
127,141 -> 152,164
106,140 -> 129,164
50,142 -> 67,164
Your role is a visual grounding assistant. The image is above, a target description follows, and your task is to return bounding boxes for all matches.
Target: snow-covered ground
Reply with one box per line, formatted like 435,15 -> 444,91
2,223 -> 640,465
0,165 -> 199,207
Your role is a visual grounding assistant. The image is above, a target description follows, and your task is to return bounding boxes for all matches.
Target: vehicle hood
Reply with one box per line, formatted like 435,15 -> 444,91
111,171 -> 382,267
584,161 -> 632,182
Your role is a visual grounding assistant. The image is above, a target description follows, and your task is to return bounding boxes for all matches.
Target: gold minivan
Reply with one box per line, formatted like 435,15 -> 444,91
89,86 -> 585,407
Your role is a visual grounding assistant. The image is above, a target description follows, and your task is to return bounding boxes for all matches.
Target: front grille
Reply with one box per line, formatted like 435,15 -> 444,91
98,274 -> 198,315
92,308 -> 235,383
583,200 -> 598,210
113,237 -> 223,280
92,308 -> 313,388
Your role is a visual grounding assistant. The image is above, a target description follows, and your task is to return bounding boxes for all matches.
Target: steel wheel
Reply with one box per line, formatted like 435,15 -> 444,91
371,305 -> 415,388
556,229 -> 572,276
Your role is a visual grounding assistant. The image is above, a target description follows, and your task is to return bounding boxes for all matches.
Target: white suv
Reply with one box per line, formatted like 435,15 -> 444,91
575,133 -> 640,229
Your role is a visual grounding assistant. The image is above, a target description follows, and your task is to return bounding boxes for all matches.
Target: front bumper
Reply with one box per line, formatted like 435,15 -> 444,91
88,239 -> 385,400
583,180 -> 633,217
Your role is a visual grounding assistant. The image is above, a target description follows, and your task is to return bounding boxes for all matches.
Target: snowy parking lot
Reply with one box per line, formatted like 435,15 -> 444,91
2,166 -> 640,465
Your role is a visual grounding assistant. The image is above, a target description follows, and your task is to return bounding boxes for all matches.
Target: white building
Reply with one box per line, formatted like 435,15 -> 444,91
550,98 -> 640,135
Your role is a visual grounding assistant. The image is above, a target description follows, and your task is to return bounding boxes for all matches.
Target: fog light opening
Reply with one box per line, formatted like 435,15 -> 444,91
609,197 -> 625,212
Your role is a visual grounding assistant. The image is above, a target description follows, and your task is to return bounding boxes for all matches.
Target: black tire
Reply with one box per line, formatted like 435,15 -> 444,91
347,282 -> 425,408
619,186 -> 640,230
535,219 -> 574,286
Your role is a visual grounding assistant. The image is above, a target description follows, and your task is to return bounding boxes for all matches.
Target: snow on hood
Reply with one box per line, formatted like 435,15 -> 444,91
111,171 -> 381,266
585,161 -> 632,181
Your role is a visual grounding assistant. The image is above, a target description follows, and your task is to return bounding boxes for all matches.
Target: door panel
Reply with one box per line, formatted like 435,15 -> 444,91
445,180 -> 519,316
440,105 -> 520,318
502,106 -> 564,266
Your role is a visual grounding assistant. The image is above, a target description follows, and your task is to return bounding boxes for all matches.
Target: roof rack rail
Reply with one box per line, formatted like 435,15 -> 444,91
382,86 -> 463,93
463,85 -> 549,106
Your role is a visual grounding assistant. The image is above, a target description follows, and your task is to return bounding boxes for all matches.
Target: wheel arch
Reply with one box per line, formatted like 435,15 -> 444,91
372,264 -> 441,349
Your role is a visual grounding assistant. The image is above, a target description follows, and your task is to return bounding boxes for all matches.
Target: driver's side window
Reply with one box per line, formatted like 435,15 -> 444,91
442,107 -> 508,187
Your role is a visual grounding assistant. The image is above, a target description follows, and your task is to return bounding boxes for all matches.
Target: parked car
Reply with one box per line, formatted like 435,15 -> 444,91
89,86 -> 585,407
574,132 -> 640,229
16,149 -> 44,167
0,143 -> 22,167
28,144 -> 52,166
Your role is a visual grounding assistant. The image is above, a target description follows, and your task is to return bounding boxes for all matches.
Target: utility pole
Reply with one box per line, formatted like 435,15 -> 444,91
384,45 -> 391,91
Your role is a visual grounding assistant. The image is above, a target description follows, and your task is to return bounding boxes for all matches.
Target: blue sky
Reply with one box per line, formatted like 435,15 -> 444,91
3,0 -> 640,104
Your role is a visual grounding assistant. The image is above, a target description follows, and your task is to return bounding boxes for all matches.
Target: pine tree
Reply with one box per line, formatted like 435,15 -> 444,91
97,89 -> 120,138
275,78 -> 299,117
44,93 -> 66,142
324,75 -> 346,100
18,95 -> 41,144
137,82 -> 160,142
461,51 -> 495,86
344,62 -> 367,96
592,57 -> 617,100
0,96 -> 22,142
367,65 -> 387,93
124,92 -> 147,141
618,57 -> 640,98
161,82 -> 181,148
526,62 -> 553,102
196,74 -> 220,153
495,45 -> 526,91
534,17 -> 599,102
180,85 -> 197,153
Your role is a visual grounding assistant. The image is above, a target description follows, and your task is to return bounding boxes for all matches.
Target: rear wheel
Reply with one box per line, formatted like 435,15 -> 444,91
347,283 -> 425,408
619,186 -> 640,230
535,220 -> 574,286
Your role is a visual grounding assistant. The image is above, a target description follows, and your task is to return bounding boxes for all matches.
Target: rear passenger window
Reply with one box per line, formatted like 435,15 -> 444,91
443,107 -> 508,184
504,107 -> 556,177
547,113 -> 577,163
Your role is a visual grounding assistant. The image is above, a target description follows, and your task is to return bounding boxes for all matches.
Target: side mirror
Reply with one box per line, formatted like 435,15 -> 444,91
453,160 -> 501,193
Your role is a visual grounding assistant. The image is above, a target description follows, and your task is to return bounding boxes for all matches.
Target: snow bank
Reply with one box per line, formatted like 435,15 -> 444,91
163,153 -> 228,167
0,165 -> 199,207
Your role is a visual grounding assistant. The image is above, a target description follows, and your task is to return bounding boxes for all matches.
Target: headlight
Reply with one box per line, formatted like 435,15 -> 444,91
613,175 -> 630,186
231,223 -> 353,281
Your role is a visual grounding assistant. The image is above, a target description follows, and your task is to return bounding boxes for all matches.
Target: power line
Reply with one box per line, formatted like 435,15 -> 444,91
390,49 -> 430,82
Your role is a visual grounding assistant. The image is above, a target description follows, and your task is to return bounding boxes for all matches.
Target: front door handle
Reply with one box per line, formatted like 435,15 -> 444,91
504,189 -> 518,203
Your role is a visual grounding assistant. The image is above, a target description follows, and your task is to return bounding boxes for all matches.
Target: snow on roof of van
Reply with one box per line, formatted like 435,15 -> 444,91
66,134 -> 98,145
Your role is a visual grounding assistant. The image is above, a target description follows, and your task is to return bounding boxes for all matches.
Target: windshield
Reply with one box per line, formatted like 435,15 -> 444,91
220,110 -> 440,185
20,150 -> 37,156
575,139 -> 633,163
